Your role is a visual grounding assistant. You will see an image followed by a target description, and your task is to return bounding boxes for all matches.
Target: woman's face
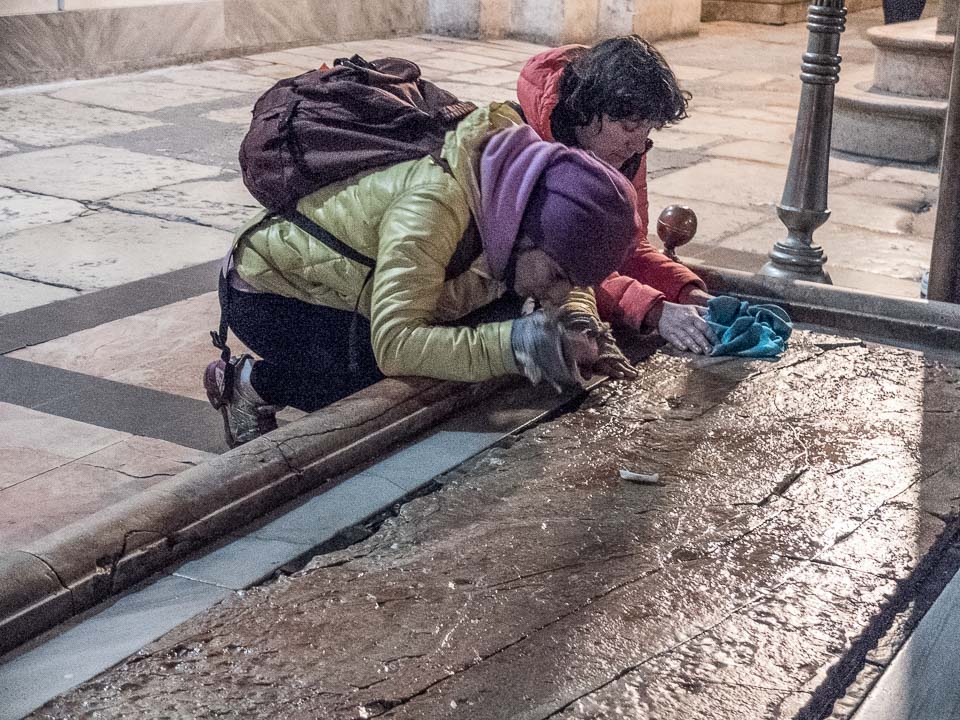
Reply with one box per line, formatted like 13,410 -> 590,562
574,116 -> 656,169
512,248 -> 573,307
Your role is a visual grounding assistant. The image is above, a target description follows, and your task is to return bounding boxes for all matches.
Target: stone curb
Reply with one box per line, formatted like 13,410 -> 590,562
690,261 -> 960,349
0,374 -> 515,656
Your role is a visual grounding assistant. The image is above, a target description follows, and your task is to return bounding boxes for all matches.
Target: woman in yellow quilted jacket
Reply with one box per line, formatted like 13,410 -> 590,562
205,104 -> 639,447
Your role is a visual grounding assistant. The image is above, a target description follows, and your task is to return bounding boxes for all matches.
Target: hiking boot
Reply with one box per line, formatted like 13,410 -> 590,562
203,355 -> 279,448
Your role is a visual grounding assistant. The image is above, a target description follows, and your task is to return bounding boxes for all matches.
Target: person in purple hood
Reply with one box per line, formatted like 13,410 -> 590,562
206,105 -> 638,447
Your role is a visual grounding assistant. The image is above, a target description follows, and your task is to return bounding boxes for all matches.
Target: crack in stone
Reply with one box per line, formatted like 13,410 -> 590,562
537,589 -> 779,719
0,269 -> 85,292
365,565 -> 665,717
19,550 -> 76,615
78,464 -> 178,481
827,457 -> 878,476
759,466 -> 809,505
97,200 -> 228,230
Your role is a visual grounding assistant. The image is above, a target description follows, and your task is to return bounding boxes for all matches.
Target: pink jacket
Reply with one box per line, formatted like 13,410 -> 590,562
517,46 -> 706,328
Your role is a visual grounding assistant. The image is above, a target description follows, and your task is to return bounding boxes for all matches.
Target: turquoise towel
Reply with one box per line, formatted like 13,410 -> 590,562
705,296 -> 792,358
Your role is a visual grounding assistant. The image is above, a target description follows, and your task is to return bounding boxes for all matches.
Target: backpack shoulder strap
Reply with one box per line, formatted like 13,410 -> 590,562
282,209 -> 376,269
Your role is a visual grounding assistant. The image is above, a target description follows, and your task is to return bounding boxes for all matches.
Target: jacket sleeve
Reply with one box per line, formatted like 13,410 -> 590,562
596,153 -> 706,328
369,185 -> 519,381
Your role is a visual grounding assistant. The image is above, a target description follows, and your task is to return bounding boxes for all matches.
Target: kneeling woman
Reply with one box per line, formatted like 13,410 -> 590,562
206,104 -> 638,447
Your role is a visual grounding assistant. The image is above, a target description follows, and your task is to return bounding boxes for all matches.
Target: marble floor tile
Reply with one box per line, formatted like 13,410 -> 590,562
424,50 -> 514,69
0,435 -> 211,551
706,139 -> 792,166
647,191 -> 773,244
832,179 -> 931,204
8,292 -> 239,402
201,57 -> 274,73
0,402 -> 129,491
153,66 -> 276,93
0,144 -> 222,201
0,575 -> 231,720
650,129 -> 720,151
0,274 -> 80,316
243,51 -> 322,70
716,220 -> 933,282
364,430 -> 503,492
50,80 -> 243,113
250,473 -> 408,545
648,158 -> 785,209
827,193 -> 921,236
0,187 -> 86,237
0,95 -> 162,148
670,64 -> 725,82
434,81 -> 515,105
244,63 -> 311,80
203,106 -> 252,125
106,177 -> 260,231
673,112 -> 795,144
446,68 -> 520,87
0,210 -> 230,290
0,138 -> 17,154
866,165 -> 940,188
415,55 -> 489,75
714,70 -> 790,88
173,535 -> 313,590
257,45 -> 340,61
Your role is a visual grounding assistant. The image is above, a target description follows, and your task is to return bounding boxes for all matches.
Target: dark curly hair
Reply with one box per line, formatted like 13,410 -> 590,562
551,35 -> 691,147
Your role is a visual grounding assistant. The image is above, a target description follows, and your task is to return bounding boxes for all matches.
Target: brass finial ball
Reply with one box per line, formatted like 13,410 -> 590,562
656,205 -> 698,260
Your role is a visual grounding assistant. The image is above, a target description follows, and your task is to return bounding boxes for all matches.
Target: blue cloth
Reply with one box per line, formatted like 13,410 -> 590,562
705,296 -> 792,358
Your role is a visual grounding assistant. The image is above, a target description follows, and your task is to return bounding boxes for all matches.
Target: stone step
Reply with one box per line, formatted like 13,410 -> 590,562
833,66 -> 947,164
867,17 -> 954,99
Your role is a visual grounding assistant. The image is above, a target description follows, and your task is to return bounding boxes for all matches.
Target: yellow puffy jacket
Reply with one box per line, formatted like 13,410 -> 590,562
231,103 -> 524,383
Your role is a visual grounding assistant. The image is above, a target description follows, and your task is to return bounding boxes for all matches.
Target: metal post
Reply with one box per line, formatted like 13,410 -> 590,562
928,10 -> 960,304
761,0 -> 846,284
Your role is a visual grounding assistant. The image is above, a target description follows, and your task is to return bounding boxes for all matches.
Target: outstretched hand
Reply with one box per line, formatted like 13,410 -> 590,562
658,301 -> 717,355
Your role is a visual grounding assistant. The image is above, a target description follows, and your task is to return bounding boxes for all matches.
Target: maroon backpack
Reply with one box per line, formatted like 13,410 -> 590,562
239,55 -> 477,211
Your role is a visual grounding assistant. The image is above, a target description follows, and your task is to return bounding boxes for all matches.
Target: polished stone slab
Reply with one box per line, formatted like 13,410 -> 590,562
203,105 -> 253,125
0,575 -> 231,720
247,473 -> 409,545
152,66 -> 276,93
648,158 -> 785,208
446,67 -> 520,87
173,535 -> 315,590
9,292 -> 241,402
435,81 -> 515,104
0,138 -> 17,154
0,401 -> 128,492
0,210 -> 230,290
106,176 -> 260,232
51,79 -> 243,113
0,434 -> 212,551
0,274 -> 79,317
0,144 -> 222,201
646,191 -> 772,245
0,95 -> 162,147
0,187 -> 86,237
717,220 -> 932,282
672,111 -> 796,144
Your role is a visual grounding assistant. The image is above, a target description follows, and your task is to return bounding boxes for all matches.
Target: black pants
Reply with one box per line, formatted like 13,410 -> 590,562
883,0 -> 925,23
220,275 -> 383,412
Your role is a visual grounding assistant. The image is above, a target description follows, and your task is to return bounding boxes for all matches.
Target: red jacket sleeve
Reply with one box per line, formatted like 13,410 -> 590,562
596,153 -> 706,328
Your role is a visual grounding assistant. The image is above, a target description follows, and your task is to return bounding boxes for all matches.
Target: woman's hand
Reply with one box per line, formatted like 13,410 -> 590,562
677,284 -> 714,306
657,301 -> 717,355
